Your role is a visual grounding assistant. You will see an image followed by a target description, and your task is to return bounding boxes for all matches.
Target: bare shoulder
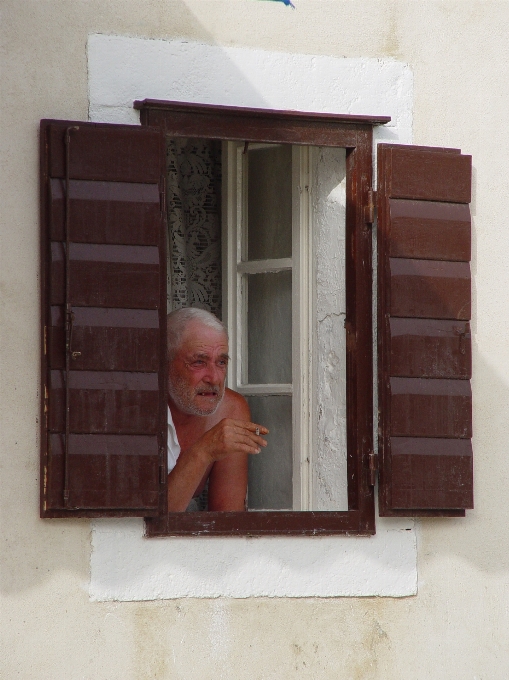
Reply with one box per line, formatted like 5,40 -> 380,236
216,388 -> 251,421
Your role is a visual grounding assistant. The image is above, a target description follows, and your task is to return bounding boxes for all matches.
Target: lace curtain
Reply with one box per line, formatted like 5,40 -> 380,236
166,138 -> 222,318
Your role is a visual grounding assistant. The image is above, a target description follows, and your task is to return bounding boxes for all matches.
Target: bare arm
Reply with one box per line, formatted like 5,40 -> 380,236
208,392 -> 252,511
167,394 -> 268,512
166,443 -> 212,513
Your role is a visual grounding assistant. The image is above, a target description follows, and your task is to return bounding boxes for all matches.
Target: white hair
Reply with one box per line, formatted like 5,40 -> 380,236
167,307 -> 227,358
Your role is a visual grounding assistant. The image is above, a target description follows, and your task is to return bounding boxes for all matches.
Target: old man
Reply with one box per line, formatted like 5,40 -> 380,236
166,307 -> 268,511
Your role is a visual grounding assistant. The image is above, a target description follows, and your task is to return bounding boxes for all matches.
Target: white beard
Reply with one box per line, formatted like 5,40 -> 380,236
168,371 -> 224,416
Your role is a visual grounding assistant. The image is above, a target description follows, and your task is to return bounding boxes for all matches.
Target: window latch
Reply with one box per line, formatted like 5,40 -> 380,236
365,188 -> 376,225
368,452 -> 378,486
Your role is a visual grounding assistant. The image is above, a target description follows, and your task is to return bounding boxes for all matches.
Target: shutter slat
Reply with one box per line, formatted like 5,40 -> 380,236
390,437 -> 473,509
50,243 -> 160,308
48,123 -> 161,182
378,143 -> 473,516
390,377 -> 472,438
390,318 -> 471,378
389,199 -> 471,261
49,306 -> 160,371
48,434 -> 159,509
50,179 -> 160,244
388,148 -> 472,203
390,258 -> 470,319
41,119 -> 167,518
49,370 -> 159,434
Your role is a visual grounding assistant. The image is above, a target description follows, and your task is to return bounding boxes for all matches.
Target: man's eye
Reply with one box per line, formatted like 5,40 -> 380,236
218,359 -> 228,367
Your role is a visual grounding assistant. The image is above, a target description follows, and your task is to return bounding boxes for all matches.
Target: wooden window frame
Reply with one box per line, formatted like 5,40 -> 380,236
138,100 -> 390,536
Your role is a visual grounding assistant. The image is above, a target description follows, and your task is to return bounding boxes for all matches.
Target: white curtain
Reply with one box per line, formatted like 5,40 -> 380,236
166,138 -> 222,318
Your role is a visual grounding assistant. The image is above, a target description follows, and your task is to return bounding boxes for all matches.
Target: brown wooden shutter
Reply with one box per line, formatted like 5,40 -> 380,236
377,144 -> 473,516
40,120 -> 167,517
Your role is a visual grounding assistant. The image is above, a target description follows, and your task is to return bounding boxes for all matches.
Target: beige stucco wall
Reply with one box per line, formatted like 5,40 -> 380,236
2,1 -> 509,677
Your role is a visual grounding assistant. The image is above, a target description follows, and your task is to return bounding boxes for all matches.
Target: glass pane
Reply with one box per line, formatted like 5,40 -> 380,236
247,396 -> 292,510
247,270 -> 292,384
247,145 -> 292,260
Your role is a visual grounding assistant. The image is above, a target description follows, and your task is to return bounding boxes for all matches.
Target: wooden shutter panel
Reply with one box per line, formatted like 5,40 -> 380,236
377,144 -> 473,516
40,120 -> 167,517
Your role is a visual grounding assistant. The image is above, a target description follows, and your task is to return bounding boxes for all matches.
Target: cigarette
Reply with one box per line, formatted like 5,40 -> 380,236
255,427 -> 260,436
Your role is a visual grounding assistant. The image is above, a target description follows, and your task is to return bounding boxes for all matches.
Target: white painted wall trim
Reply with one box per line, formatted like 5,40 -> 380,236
91,517 -> 416,600
88,34 -> 416,600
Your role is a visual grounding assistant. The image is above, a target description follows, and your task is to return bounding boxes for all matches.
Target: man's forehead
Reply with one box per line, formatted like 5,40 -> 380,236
179,322 -> 228,352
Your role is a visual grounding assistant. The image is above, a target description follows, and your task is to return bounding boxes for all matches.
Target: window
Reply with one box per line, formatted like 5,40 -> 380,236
40,102 -> 473,535
224,142 -> 349,511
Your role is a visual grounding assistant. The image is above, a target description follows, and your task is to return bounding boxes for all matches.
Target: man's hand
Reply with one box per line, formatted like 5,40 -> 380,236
167,387 -> 267,512
167,417 -> 268,512
190,418 -> 269,465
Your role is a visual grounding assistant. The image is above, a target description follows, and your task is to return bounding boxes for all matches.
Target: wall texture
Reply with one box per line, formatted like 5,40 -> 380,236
2,1 -> 509,678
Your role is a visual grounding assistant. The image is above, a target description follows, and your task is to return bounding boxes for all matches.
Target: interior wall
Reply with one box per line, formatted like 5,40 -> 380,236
2,2 -> 509,678
312,146 -> 347,511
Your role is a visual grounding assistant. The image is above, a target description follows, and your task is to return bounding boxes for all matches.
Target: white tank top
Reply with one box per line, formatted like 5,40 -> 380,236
167,406 -> 181,472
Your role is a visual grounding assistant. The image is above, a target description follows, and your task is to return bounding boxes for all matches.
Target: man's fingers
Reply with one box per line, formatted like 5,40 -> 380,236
222,431 -> 262,454
251,422 -> 269,435
237,420 -> 269,435
222,431 -> 264,453
224,419 -> 269,435
238,443 -> 262,455
230,426 -> 267,448
233,433 -> 266,452
210,419 -> 269,457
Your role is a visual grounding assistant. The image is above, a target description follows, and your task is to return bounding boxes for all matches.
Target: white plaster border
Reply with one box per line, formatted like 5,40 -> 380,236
88,34 -> 416,600
91,517 -> 416,600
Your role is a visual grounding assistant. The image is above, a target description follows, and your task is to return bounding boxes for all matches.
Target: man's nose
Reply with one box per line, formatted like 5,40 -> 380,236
202,362 -> 224,385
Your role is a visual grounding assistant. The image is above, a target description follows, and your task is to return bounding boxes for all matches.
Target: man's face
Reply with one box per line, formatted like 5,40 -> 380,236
168,321 -> 229,417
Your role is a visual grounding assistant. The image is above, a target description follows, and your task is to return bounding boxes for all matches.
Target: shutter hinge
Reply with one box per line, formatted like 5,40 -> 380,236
159,446 -> 166,485
365,189 -> 376,225
160,177 -> 166,216
368,452 -> 378,486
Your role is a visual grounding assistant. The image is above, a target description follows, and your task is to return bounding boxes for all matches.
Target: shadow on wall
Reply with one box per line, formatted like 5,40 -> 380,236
415,339 -> 509,572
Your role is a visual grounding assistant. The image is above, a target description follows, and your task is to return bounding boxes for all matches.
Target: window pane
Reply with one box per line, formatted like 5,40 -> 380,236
247,270 -> 292,384
247,145 -> 292,261
247,395 -> 292,510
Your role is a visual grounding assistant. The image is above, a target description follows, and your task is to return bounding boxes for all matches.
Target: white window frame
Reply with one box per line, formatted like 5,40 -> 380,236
222,142 -> 315,510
